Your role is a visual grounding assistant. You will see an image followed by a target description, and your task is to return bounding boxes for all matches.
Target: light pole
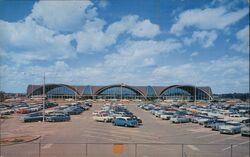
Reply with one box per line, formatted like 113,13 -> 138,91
194,84 -> 196,106
120,84 -> 123,100
42,72 -> 45,122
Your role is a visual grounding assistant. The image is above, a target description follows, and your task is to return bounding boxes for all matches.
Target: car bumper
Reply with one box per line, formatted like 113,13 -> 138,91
220,129 -> 234,134
241,131 -> 250,136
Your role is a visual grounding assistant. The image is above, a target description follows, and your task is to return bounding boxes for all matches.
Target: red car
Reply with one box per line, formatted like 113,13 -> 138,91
16,107 -> 30,114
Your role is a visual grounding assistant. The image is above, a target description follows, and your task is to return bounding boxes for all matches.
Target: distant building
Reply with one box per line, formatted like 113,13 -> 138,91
26,84 -> 213,101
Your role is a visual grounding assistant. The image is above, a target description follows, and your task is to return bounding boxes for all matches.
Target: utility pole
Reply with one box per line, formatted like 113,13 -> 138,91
42,72 -> 45,122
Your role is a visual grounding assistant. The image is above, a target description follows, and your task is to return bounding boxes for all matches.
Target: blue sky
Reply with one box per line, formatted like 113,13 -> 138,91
0,0 -> 249,94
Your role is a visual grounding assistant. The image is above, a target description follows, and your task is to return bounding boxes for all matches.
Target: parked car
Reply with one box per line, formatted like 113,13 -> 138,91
46,113 -> 70,122
170,116 -> 190,123
203,119 -> 220,128
112,117 -> 138,127
20,112 -> 44,122
155,110 -> 166,117
160,112 -> 174,120
143,104 -> 155,110
16,107 -> 30,114
219,121 -> 243,134
93,114 -> 113,122
150,108 -> 162,115
84,103 -> 92,107
242,118 -> 250,124
63,106 -> 84,115
241,123 -> 250,136
129,116 -> 142,125
211,120 -> 227,131
197,118 -> 210,125
0,109 -> 14,115
45,102 -> 58,108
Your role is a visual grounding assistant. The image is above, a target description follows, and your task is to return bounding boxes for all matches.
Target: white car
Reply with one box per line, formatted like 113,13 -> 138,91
170,116 -> 190,123
160,112 -> 174,120
219,121 -> 243,134
92,110 -> 107,116
241,124 -> 250,136
93,114 -> 113,122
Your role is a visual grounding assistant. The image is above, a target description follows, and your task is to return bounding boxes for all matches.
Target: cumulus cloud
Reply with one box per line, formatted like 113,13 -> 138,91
231,25 -> 249,53
103,39 -> 182,68
190,52 -> 199,57
183,30 -> 218,48
152,56 -> 249,93
0,1 -> 161,63
30,1 -> 97,33
0,18 -> 76,64
106,15 -> 160,39
76,15 -> 161,53
171,7 -> 248,35
98,0 -> 109,8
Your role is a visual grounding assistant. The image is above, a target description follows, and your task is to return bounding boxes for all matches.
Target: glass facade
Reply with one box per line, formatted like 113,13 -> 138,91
47,86 -> 75,95
147,86 -> 156,97
160,86 -> 210,100
29,84 -> 211,100
31,85 -> 76,99
97,86 -> 143,99
83,85 -> 92,95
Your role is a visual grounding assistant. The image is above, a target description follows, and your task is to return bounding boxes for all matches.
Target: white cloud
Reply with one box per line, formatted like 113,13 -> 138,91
130,19 -> 160,38
103,39 -> 182,68
75,18 -> 111,53
184,30 -> 218,48
171,7 -> 248,35
190,52 -> 199,57
152,56 -> 249,93
76,15 -> 160,53
30,1 -> 97,32
231,25 -> 249,53
0,18 -> 76,64
106,15 -> 160,39
98,0 -> 109,8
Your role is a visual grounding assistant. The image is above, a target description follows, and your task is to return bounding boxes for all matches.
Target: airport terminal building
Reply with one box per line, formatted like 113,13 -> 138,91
26,84 -> 213,101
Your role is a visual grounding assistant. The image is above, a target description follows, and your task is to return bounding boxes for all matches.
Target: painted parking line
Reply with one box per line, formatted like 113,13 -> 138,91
142,144 -> 176,151
82,129 -> 162,143
81,134 -> 124,142
196,133 -> 219,139
208,134 -> 241,144
186,145 -> 200,151
222,140 -> 250,151
86,127 -> 159,139
42,144 -> 53,149
188,128 -> 211,133
81,132 -> 161,144
83,130 -> 131,140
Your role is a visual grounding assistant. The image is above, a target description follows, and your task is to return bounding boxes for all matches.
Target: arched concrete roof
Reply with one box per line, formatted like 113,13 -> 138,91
94,84 -> 146,98
159,85 -> 213,99
27,84 -> 80,97
27,84 -> 213,99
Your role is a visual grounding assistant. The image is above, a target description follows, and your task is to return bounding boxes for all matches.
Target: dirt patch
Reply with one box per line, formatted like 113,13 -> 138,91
0,135 -> 41,146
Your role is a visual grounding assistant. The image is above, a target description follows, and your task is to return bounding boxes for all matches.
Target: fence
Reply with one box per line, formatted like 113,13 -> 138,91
1,142 -> 249,157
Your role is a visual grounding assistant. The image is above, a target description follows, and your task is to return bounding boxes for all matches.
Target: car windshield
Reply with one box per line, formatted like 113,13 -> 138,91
127,118 -> 134,121
227,122 -> 241,126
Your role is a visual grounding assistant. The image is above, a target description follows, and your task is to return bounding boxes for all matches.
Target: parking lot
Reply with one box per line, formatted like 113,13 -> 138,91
1,102 -> 249,157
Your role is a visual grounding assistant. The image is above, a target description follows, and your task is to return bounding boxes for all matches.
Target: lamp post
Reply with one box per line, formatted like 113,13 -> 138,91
194,84 -> 196,106
42,72 -> 45,122
120,84 -> 123,100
